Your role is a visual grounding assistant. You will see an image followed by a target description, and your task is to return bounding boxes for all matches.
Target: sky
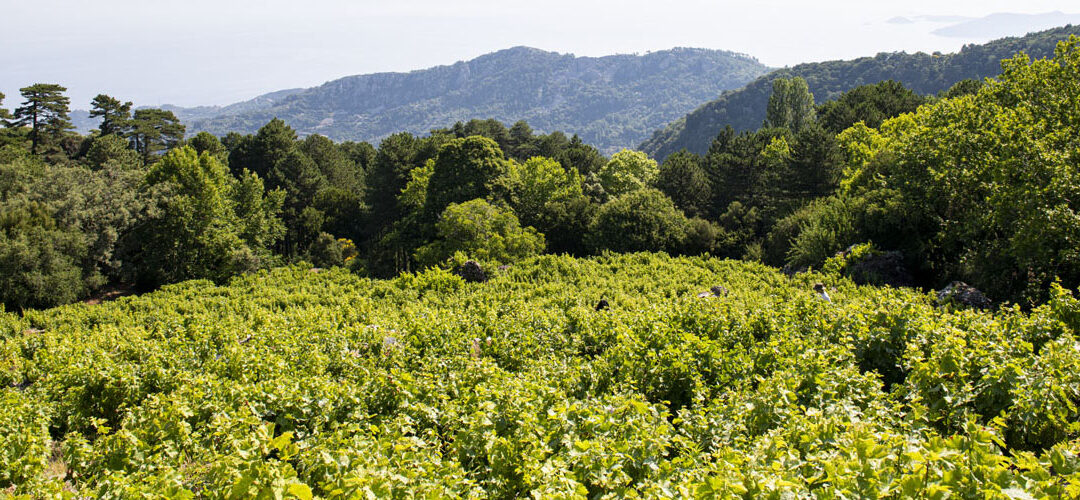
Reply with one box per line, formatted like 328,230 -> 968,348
2,1 -> 1079,110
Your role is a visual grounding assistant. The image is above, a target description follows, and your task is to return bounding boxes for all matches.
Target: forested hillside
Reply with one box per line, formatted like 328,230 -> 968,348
185,47 -> 769,154
4,33 -> 1080,311
641,25 -> 1080,160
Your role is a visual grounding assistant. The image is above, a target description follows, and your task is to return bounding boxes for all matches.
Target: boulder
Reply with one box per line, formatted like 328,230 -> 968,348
697,285 -> 729,298
839,245 -> 914,287
781,264 -> 809,277
455,260 -> 487,283
936,281 -> 991,309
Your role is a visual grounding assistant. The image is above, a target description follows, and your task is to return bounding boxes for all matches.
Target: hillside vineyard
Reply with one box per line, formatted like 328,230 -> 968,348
3,253 -> 1079,497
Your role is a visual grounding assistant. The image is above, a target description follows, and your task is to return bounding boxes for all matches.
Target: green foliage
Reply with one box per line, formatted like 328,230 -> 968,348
764,76 -> 816,132
423,136 -> 511,220
939,78 -> 986,99
656,150 -> 711,218
128,108 -> 186,162
817,80 -> 929,133
2,252 -> 1080,497
84,133 -> 141,170
0,203 -> 90,309
829,37 -> 1080,303
0,149 -> 164,308
88,94 -> 133,137
415,198 -> 544,266
588,189 -> 688,253
595,149 -> 659,200
187,131 -> 226,158
0,91 -> 10,121
642,25 -> 1080,160
11,83 -> 73,156
505,156 -> 585,226
132,146 -> 282,287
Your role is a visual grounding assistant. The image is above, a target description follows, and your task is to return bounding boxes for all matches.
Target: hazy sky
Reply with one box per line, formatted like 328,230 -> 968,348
3,1 -> 1079,109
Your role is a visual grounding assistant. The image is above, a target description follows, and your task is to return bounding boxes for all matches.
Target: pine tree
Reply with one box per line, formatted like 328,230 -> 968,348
0,92 -> 12,121
89,94 -> 133,136
12,84 -> 73,155
128,108 -> 185,162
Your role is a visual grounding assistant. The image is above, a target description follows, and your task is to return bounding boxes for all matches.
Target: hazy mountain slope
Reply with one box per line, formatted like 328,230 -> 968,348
188,46 -> 770,153
70,88 -> 305,135
640,25 -> 1080,160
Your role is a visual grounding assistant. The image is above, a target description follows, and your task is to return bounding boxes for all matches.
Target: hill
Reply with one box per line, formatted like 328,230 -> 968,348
3,252 -> 1078,496
640,25 -> 1080,160
69,88 -> 305,135
183,47 -> 769,154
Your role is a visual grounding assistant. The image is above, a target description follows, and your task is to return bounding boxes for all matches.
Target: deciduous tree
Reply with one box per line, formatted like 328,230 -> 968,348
764,77 -> 816,132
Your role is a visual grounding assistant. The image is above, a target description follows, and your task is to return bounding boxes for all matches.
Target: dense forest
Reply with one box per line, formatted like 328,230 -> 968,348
3,34 -> 1080,311
151,47 -> 770,155
641,24 -> 1080,160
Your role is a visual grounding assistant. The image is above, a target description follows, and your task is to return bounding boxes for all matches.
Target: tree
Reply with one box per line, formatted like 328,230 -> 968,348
89,94 -> 133,136
0,148 -> 166,308
0,202 -> 89,310
818,37 -> 1080,303
269,149 -> 326,255
424,136 -> 511,220
764,77 -> 816,132
364,132 -> 421,234
128,108 -> 185,162
656,150 -> 711,218
188,131 -> 226,158
556,134 -> 606,176
587,189 -> 689,253
85,134 -> 141,170
133,146 -> 280,287
817,80 -> 927,134
508,120 -> 539,159
595,149 -> 659,200
0,92 -> 11,121
415,198 -> 544,266
339,140 -> 377,172
11,84 -> 73,155
300,134 -> 363,195
227,118 -> 297,179
505,156 -> 584,228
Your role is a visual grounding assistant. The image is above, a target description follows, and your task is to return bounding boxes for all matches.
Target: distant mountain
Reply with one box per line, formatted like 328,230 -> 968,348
640,25 -> 1080,161
932,12 -> 1080,39
178,47 -> 769,154
71,88 -> 305,135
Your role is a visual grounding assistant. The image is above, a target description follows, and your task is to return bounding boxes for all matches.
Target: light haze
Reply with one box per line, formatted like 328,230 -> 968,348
2,0 -> 1078,110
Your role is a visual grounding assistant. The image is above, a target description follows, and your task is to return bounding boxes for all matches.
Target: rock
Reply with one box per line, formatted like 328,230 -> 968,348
936,281 -> 991,309
697,285 -> 729,298
455,260 -> 487,283
781,264 -> 809,277
841,246 -> 914,287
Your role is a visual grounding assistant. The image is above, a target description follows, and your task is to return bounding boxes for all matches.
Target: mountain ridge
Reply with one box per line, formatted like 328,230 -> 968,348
177,46 -> 769,153
640,25 -> 1080,160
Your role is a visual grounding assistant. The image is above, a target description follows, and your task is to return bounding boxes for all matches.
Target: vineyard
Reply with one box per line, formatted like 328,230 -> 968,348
2,252 -> 1079,498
